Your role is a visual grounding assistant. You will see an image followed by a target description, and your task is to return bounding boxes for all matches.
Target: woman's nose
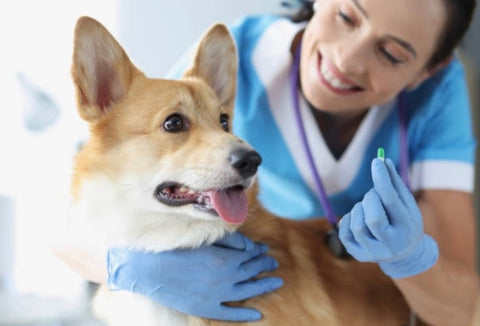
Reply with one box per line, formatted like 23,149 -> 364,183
333,37 -> 369,76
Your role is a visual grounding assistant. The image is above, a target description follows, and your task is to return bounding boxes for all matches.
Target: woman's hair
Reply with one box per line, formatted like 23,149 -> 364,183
286,0 -> 477,69
430,0 -> 477,69
286,0 -> 315,22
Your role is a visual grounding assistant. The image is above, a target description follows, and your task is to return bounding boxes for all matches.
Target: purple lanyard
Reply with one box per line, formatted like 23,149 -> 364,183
398,92 -> 410,190
290,42 -> 409,227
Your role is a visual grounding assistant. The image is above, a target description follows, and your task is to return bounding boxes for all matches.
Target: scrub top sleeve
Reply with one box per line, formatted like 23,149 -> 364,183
408,59 -> 476,192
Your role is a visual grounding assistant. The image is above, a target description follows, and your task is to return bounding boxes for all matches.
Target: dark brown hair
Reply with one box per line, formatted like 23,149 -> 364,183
428,0 -> 477,69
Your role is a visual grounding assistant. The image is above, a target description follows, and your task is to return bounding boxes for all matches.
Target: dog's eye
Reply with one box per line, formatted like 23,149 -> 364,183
220,113 -> 229,132
164,113 -> 188,132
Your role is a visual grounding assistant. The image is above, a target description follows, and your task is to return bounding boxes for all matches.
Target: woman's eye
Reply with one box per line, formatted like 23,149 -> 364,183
163,113 -> 188,132
379,47 -> 403,65
338,10 -> 355,26
220,113 -> 229,132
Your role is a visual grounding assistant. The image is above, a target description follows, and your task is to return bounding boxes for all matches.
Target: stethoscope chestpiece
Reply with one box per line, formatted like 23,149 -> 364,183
325,226 -> 351,260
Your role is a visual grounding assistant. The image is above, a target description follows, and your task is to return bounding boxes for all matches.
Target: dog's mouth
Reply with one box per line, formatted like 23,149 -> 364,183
154,182 -> 248,224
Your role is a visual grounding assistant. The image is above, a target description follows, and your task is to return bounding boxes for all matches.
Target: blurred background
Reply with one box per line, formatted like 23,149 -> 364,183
0,1 -> 479,325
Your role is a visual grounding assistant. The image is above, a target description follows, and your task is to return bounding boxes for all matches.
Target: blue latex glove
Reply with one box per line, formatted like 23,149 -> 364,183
339,158 -> 439,279
107,232 -> 283,321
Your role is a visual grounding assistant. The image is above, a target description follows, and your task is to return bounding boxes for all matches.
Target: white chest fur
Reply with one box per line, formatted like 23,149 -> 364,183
70,176 -> 229,326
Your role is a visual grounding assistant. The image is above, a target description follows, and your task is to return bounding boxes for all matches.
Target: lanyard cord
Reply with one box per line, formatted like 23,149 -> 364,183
398,91 -> 410,189
290,42 -> 337,226
290,42 -> 410,227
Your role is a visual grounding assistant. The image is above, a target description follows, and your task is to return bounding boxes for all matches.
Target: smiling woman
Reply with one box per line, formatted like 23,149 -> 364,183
224,0 -> 478,325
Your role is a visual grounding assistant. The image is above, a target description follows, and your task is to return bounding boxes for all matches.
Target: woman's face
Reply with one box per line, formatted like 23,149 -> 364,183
300,0 -> 446,115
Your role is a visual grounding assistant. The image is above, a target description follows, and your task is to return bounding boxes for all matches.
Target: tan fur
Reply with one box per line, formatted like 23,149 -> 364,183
70,16 -> 424,325
210,187 -> 417,325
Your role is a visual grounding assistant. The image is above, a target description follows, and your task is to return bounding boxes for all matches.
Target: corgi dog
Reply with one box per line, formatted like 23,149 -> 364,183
70,16 -> 420,326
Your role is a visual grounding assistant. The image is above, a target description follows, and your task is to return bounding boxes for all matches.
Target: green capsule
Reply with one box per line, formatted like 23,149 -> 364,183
377,147 -> 385,161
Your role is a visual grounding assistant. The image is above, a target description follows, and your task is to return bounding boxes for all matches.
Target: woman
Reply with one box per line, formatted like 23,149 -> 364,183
223,1 -> 479,324
58,0 -> 479,325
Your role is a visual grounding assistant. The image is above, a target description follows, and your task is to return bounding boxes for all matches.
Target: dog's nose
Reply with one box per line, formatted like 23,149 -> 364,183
229,148 -> 262,178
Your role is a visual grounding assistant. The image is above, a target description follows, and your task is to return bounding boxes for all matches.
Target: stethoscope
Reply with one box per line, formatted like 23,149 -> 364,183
290,40 -> 410,259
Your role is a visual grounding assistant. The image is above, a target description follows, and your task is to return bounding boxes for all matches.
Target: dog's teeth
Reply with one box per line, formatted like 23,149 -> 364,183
179,186 -> 188,193
188,189 -> 196,195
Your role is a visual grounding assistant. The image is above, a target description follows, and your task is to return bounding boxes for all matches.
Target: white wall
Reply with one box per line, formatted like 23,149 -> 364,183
0,1 -> 118,323
117,0 -> 288,78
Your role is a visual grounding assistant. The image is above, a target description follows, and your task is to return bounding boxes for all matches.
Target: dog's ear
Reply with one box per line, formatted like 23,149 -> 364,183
183,24 -> 238,110
71,16 -> 142,122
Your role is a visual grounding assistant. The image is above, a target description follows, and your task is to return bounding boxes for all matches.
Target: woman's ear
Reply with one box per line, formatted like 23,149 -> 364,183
406,56 -> 453,91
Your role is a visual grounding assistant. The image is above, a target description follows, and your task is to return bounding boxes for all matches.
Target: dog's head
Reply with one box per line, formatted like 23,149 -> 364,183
70,17 -> 260,250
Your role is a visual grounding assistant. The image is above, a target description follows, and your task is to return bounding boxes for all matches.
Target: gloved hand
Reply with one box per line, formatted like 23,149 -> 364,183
338,158 -> 439,279
107,232 -> 283,321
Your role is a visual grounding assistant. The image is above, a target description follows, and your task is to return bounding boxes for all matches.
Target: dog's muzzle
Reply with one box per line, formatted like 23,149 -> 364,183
153,148 -> 261,224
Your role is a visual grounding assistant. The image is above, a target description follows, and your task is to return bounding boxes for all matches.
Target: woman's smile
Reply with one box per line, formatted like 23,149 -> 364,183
317,52 -> 363,94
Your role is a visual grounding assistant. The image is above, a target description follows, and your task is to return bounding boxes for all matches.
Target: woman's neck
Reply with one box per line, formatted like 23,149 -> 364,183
309,104 -> 369,160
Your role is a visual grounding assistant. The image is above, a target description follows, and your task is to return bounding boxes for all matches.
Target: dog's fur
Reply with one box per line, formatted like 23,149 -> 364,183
70,16 -> 422,326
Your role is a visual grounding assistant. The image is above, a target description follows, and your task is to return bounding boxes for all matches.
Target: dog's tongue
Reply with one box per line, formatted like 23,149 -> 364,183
207,188 -> 248,224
